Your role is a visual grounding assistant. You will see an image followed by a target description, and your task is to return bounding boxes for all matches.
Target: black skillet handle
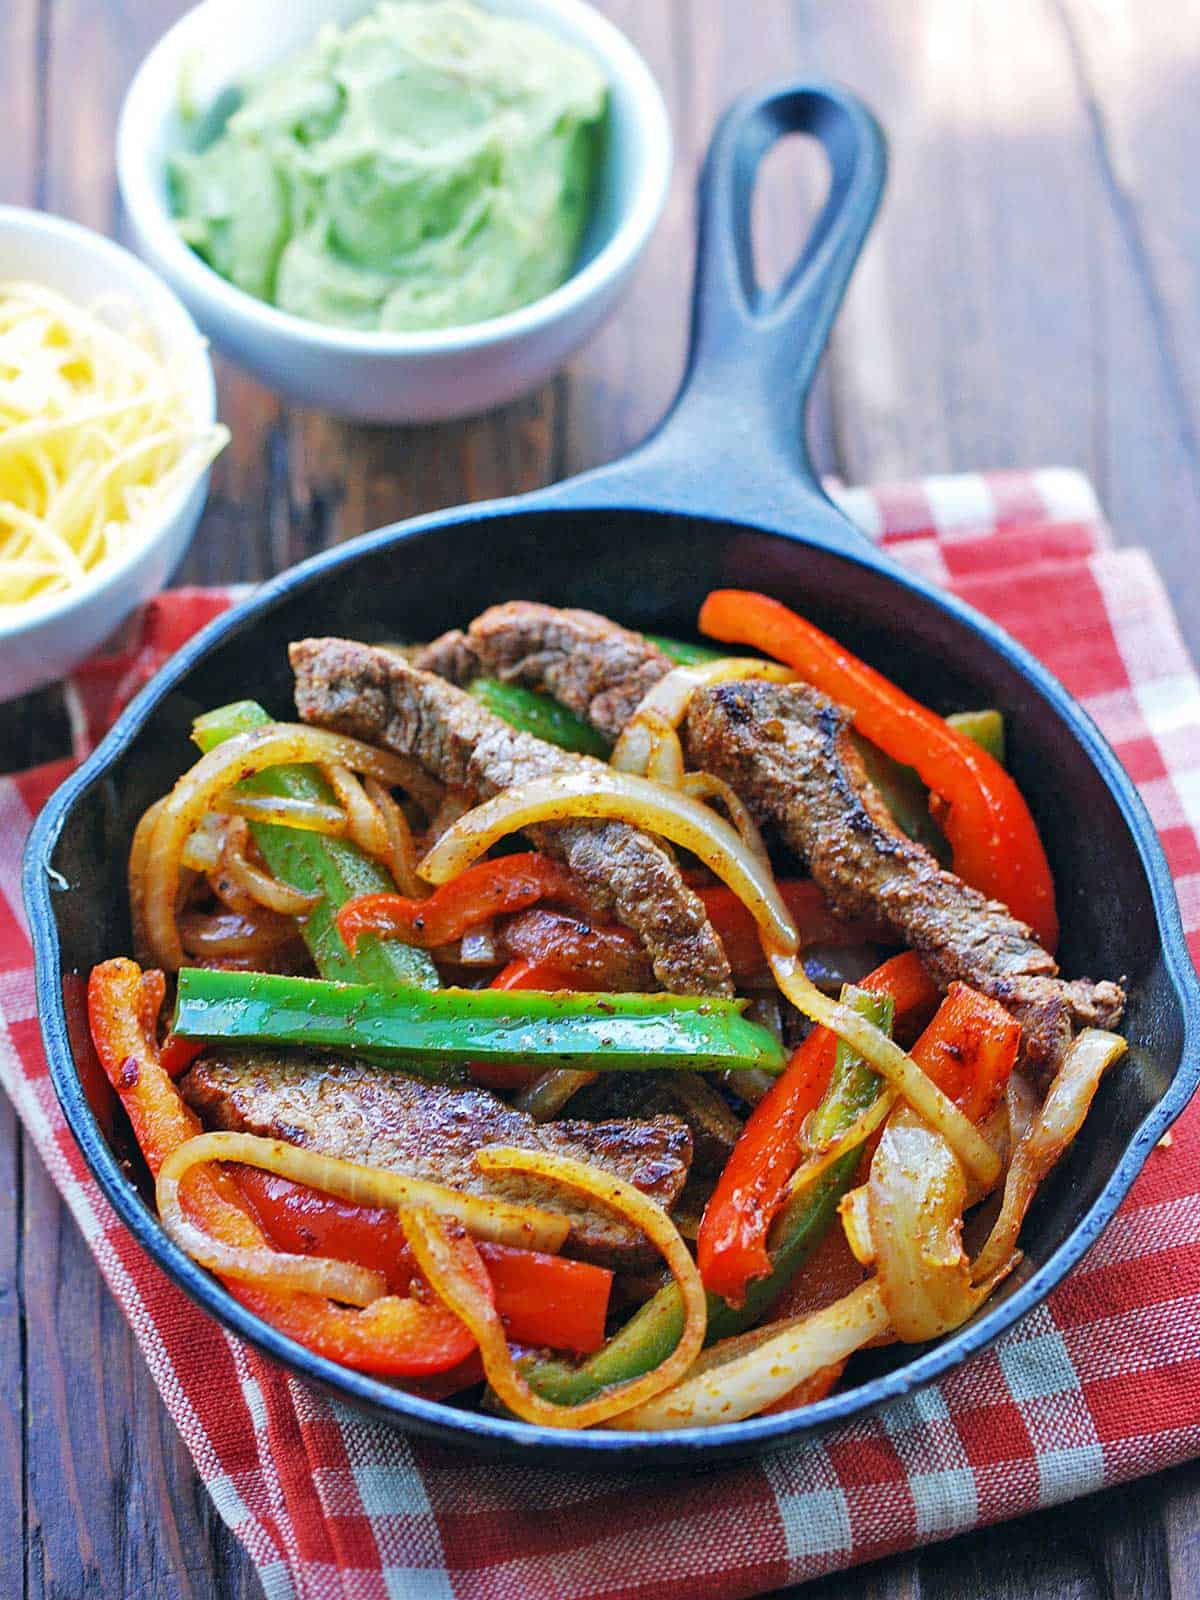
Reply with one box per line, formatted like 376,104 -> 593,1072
537,81 -> 887,550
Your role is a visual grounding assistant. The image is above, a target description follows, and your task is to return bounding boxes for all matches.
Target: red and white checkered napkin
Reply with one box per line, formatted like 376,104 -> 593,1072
3,467 -> 1199,1600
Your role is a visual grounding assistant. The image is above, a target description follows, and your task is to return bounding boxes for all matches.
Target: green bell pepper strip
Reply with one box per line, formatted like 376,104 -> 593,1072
853,710 -> 1007,858
709,985 -> 892,1338
946,708 -> 1005,765
851,732 -> 948,859
467,678 -> 610,757
191,701 -> 438,991
171,968 -> 788,1075
519,985 -> 891,1407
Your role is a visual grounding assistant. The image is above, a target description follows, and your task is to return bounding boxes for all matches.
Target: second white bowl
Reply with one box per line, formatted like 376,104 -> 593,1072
117,0 -> 672,423
0,207 -> 216,702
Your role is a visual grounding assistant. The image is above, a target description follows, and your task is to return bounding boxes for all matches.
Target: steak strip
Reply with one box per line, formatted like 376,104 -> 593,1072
414,601 -> 675,742
683,680 -> 1124,1073
289,638 -> 732,997
181,1051 -> 692,1271
418,601 -> 1125,1074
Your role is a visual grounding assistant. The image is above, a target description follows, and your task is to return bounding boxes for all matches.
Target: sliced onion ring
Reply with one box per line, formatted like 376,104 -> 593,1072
972,1028 -> 1126,1283
611,659 -> 795,778
514,1068 -> 599,1121
180,811 -> 225,873
613,1280 -> 889,1430
768,948 -> 1002,1186
214,791 -> 349,835
839,1184 -> 874,1266
129,797 -> 164,965
218,817 -> 321,916
418,769 -> 798,953
414,1144 -> 708,1428
867,1106 -> 1009,1343
142,723 -> 432,970
178,907 -> 297,957
325,763 -> 390,861
787,1087 -> 899,1200
157,1130 -> 571,1253
679,770 -> 770,859
157,1134 -> 387,1306
364,775 -> 428,898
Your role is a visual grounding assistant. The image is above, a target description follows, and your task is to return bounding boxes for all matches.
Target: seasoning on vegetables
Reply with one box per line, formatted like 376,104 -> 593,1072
87,590 -> 1127,1431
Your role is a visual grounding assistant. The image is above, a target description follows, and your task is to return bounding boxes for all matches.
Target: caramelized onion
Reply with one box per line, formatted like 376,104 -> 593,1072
214,791 -> 348,835
679,770 -> 770,858
839,1184 -> 873,1266
218,817 -> 321,916
156,1130 -> 571,1254
973,1029 -> 1126,1283
419,769 -> 798,953
364,775 -> 427,897
866,1106 -> 1010,1342
414,1145 -> 708,1427
179,811 -> 225,873
514,1068 -> 599,1121
614,1280 -> 889,1429
141,723 -> 430,970
128,797 -> 164,965
787,1088 -> 899,1200
177,907 -> 298,957
157,1135 -> 387,1306
611,658 -> 795,779
768,948 -> 1001,1186
325,763 -> 390,861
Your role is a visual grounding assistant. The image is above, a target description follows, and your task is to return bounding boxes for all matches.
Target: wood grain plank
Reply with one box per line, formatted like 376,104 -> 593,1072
1159,1456 -> 1200,1600
0,0 -> 41,206
1050,0 -> 1200,663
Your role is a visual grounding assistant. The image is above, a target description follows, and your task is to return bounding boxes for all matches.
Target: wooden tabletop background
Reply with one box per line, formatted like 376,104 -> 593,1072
2,1 -> 1199,1596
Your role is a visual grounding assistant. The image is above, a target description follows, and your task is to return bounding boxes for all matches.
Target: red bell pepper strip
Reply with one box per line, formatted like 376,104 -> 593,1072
909,980 -> 1021,1122
697,953 -> 938,1304
235,1168 -> 612,1354
697,880 -> 881,983
87,958 -> 487,1376
160,1033 -> 206,1079
698,590 -> 1059,950
476,1240 -> 611,1355
337,852 -> 588,952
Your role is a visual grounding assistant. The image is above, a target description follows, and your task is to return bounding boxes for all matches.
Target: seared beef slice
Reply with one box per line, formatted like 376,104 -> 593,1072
182,1052 -> 692,1271
415,601 -> 674,742
683,679 -> 1124,1072
289,637 -> 732,997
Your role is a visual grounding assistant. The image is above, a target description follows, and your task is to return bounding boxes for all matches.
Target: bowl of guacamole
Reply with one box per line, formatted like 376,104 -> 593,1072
118,0 -> 672,421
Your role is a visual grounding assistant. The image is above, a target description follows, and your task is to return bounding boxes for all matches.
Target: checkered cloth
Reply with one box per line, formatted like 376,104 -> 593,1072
3,467 -> 1199,1600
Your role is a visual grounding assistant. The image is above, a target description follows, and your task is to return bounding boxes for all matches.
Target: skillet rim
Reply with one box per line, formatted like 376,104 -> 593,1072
23,493 -> 1200,1461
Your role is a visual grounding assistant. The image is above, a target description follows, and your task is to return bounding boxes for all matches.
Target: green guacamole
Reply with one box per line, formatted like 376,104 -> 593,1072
169,0 -> 608,332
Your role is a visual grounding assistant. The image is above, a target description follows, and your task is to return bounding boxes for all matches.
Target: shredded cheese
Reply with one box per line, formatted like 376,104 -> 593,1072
0,281 -> 228,608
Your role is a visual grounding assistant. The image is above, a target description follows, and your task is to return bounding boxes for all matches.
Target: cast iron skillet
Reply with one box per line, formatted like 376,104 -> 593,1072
25,82 -> 1200,1465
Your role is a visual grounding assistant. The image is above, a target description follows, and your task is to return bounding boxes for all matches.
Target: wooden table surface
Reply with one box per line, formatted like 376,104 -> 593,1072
3,1 -> 1199,1595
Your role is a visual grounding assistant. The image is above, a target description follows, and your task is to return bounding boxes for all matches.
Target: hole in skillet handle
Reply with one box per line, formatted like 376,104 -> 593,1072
749,132 -> 833,298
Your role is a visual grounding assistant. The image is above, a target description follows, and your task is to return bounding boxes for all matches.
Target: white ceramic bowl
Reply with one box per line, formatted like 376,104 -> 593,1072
117,0 -> 673,423
0,207 -> 217,703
